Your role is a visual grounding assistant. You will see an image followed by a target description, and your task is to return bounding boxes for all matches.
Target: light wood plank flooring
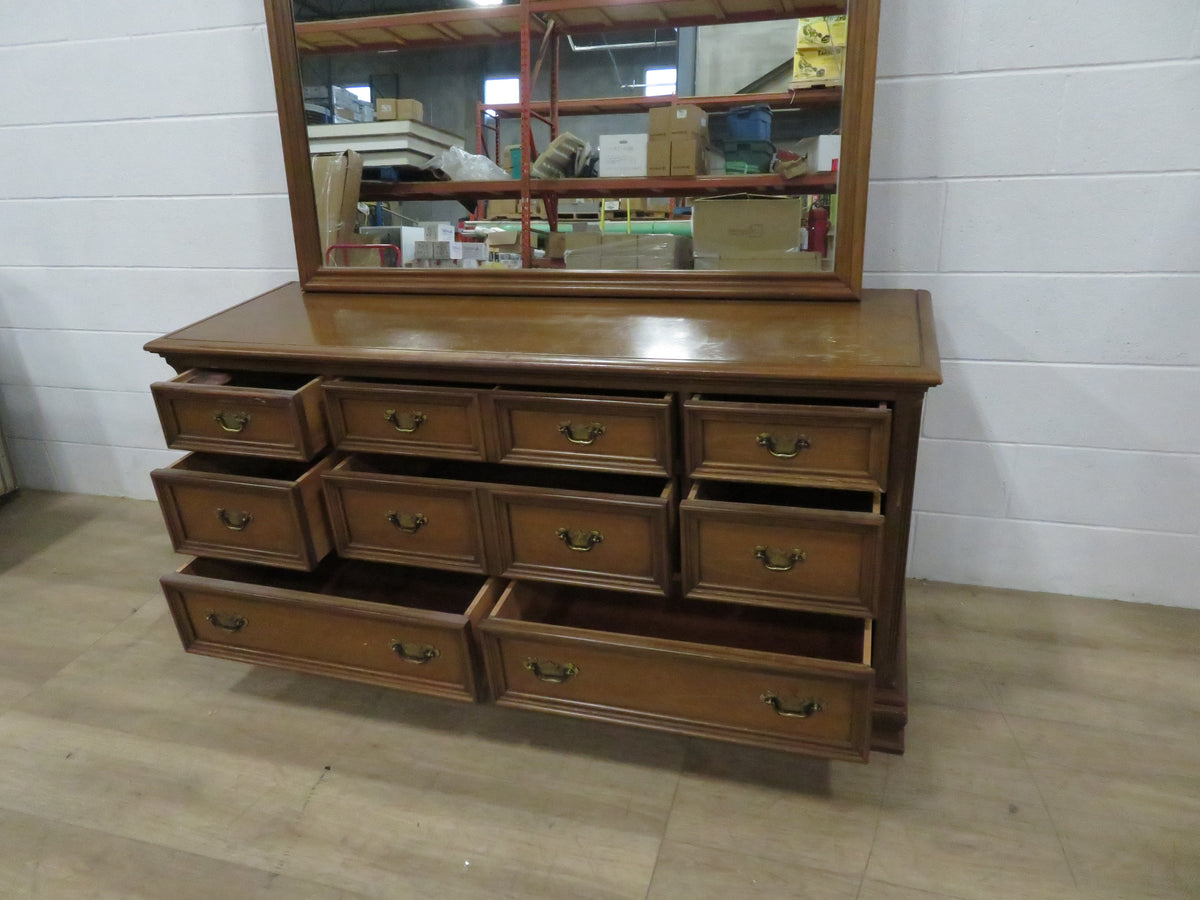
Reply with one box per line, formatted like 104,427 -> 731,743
1,490 -> 1197,899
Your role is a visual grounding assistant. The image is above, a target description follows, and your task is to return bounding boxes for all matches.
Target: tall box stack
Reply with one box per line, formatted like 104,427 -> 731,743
792,15 -> 848,88
647,105 -> 709,176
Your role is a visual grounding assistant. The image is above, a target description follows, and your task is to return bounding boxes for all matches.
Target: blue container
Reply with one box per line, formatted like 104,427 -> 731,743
726,105 -> 772,142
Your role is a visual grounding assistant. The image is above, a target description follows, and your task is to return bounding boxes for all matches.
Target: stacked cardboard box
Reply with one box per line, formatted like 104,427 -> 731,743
691,197 -> 819,271
562,234 -> 692,270
375,98 -> 423,121
792,15 -> 848,88
647,105 -> 709,177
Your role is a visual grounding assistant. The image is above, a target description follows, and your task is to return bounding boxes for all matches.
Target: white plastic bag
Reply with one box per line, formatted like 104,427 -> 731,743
423,146 -> 510,181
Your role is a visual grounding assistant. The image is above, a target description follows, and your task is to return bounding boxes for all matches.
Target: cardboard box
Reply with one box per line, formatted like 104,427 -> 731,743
545,231 -> 603,260
419,222 -> 455,242
531,131 -> 586,178
375,98 -> 424,121
792,46 -> 844,86
485,231 -> 522,252
693,251 -> 820,271
792,134 -> 842,172
485,199 -> 546,219
637,235 -> 693,270
692,197 -> 806,257
649,104 -> 708,138
670,136 -> 708,176
559,197 -> 602,217
311,150 -> 363,257
599,134 -> 649,177
562,234 -> 692,270
413,240 -> 463,261
646,138 -> 671,177
795,15 -> 848,49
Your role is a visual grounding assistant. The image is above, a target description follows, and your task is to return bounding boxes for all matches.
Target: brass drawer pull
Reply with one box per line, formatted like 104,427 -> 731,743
216,508 -> 252,531
384,409 -> 426,433
556,527 -> 603,552
205,612 -> 247,633
558,421 -> 606,445
386,511 -> 428,534
214,411 -> 251,433
524,658 -> 579,684
756,432 -> 811,459
390,640 -> 440,665
754,546 -> 806,572
761,693 -> 823,718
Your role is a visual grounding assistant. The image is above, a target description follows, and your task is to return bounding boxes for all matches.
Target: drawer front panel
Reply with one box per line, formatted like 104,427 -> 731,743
162,565 -> 502,702
151,456 -> 332,570
324,382 -> 486,460
324,475 -> 489,574
685,398 -> 891,491
490,486 -> 674,595
681,502 -> 883,617
485,632 -> 871,761
491,391 -> 674,476
152,372 -> 327,461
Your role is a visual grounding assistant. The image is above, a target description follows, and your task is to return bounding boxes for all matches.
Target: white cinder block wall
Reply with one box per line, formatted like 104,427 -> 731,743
0,1 -> 297,496
0,3 -> 1196,608
865,2 -> 1200,608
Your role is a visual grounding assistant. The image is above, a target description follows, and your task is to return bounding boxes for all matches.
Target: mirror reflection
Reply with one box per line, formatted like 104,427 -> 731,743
294,1 -> 848,276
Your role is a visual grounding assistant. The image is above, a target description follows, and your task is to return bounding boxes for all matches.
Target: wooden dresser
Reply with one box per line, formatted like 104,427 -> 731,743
146,283 -> 939,761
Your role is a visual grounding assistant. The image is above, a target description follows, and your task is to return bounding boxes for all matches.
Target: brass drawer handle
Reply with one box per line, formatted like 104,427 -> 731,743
756,432 -> 811,459
558,421 -> 606,445
391,640 -> 440,665
216,508 -> 252,531
524,658 -> 579,684
386,511 -> 428,534
384,409 -> 426,433
205,612 -> 247,633
754,545 -> 806,572
214,411 -> 251,433
761,693 -> 823,718
556,527 -> 603,552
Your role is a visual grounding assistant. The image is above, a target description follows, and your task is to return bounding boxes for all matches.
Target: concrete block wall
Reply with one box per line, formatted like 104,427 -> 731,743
864,1 -> 1200,608
0,1 -> 296,495
0,2 -> 1196,607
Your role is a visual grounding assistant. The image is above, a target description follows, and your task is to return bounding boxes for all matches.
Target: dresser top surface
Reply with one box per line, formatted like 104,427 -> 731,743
146,284 -> 941,387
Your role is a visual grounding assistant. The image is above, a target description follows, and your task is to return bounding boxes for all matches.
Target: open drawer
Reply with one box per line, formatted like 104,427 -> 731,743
152,453 -> 333,571
680,481 -> 884,617
161,558 -> 502,702
480,581 -> 874,761
152,369 -> 328,461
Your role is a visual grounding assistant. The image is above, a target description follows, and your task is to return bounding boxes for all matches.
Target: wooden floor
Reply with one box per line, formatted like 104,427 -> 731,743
1,490 -> 1197,899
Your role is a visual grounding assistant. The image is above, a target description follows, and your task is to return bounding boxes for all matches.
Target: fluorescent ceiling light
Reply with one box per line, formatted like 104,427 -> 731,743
470,0 -> 504,6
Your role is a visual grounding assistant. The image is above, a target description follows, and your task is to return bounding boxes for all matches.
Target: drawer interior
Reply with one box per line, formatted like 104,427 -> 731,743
169,453 -> 315,481
182,557 -> 489,616
337,454 -> 669,498
176,369 -> 315,392
691,480 -> 877,514
493,581 -> 868,664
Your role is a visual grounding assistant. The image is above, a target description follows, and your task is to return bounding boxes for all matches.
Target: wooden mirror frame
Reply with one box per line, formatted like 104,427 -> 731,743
263,0 -> 879,300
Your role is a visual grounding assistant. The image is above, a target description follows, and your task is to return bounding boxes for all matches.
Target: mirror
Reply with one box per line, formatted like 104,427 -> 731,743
263,0 -> 879,299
